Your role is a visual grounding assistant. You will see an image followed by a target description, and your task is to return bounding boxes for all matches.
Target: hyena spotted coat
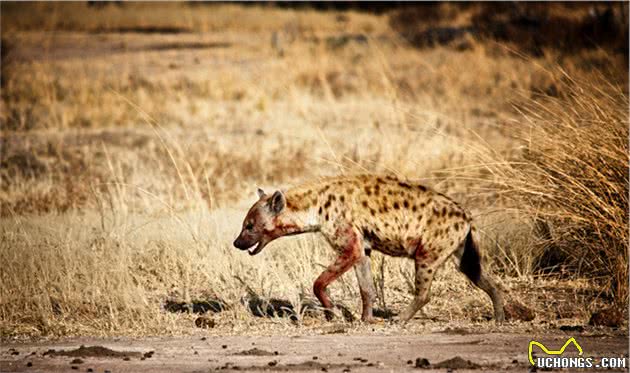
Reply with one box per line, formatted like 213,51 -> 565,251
233,174 -> 505,323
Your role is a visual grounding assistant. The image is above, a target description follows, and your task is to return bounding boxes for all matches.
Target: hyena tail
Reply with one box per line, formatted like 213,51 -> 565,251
460,228 -> 481,285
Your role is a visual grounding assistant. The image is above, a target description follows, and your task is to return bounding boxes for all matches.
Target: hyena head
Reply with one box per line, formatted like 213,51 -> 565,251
233,188 -> 287,256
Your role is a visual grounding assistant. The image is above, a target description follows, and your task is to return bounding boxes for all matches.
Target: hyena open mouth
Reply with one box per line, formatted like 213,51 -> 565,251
247,242 -> 265,256
241,240 -> 268,256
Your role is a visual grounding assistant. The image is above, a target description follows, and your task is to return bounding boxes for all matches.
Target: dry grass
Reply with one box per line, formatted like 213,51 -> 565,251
0,3 -> 627,339
473,73 -> 629,304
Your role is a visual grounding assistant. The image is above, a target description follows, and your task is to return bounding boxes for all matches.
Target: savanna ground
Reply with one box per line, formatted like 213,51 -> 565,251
0,2 -> 628,372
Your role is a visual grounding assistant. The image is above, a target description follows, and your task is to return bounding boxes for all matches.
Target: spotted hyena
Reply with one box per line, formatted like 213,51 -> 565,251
233,174 -> 504,323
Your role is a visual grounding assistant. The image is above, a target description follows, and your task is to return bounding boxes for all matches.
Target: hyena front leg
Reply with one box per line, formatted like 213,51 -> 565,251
314,226 -> 362,320
353,252 -> 375,322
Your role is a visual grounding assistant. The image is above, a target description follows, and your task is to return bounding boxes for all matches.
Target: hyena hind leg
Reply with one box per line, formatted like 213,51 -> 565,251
476,272 -> 505,323
454,229 -> 505,324
398,259 -> 434,322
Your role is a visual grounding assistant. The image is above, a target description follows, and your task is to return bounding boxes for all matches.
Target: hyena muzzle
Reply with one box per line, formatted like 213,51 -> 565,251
233,175 -> 505,324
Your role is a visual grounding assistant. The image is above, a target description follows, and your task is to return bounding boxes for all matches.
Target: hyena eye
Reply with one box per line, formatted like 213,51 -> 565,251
245,222 -> 254,231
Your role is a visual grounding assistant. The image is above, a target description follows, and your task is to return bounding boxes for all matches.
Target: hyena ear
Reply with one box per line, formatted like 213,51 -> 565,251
256,188 -> 266,199
269,190 -> 285,214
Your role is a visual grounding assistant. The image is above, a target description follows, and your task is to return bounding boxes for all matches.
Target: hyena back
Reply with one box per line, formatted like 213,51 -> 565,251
233,174 -> 505,323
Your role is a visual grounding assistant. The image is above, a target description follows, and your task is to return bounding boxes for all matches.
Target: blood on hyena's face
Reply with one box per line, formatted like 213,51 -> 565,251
233,189 -> 285,256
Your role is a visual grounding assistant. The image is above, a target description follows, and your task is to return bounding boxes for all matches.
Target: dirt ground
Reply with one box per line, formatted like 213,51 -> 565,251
1,327 -> 628,373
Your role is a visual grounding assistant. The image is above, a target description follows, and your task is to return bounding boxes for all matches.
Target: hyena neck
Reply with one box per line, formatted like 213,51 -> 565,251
283,187 -> 321,234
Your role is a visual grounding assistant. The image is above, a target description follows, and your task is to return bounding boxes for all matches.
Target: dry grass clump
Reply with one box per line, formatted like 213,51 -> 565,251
475,73 -> 628,305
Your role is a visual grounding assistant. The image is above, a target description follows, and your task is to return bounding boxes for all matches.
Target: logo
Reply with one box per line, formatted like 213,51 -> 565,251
528,337 -> 583,366
528,337 -> 627,370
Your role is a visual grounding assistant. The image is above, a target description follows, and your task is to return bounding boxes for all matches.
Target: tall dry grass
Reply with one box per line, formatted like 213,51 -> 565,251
474,73 -> 629,305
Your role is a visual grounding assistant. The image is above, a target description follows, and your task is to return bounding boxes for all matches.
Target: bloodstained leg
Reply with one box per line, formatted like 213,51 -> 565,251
314,226 -> 362,320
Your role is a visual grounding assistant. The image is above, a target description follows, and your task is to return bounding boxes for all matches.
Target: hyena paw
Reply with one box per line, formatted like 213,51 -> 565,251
362,317 -> 387,325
